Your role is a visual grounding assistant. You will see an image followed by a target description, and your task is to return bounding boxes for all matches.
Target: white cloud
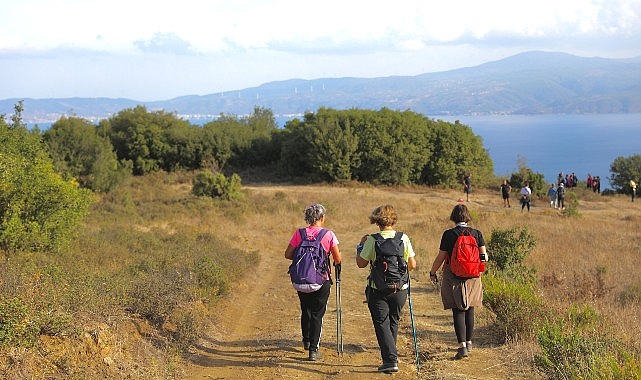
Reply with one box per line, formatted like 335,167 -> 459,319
0,0 -> 639,100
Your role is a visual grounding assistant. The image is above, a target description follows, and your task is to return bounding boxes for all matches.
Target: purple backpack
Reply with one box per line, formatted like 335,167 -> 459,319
289,228 -> 330,293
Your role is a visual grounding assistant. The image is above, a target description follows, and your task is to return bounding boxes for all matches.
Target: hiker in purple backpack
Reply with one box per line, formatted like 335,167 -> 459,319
284,203 -> 342,361
429,204 -> 487,360
356,205 -> 417,373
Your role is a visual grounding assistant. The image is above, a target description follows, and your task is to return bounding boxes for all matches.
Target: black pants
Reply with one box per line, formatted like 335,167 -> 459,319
452,307 -> 475,343
367,286 -> 407,364
297,280 -> 331,351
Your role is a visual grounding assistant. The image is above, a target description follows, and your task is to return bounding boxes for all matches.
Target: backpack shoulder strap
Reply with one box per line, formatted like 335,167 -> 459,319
316,228 -> 329,241
298,228 -> 308,242
372,232 -> 384,242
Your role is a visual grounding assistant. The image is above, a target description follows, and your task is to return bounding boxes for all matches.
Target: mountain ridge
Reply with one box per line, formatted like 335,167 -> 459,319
3,51 -> 641,124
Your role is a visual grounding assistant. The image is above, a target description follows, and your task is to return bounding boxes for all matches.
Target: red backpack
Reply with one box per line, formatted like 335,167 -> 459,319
448,228 -> 484,278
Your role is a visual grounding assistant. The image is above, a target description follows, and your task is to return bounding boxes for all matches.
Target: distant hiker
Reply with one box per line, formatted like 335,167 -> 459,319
547,183 -> 557,208
500,179 -> 512,207
557,182 -> 566,209
520,181 -> 532,212
429,204 -> 487,360
593,176 -> 601,193
462,174 -> 472,202
356,205 -> 417,373
284,203 -> 342,361
631,179 -> 637,202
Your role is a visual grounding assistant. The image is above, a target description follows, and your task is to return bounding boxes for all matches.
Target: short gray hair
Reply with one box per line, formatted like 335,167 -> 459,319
304,203 -> 326,225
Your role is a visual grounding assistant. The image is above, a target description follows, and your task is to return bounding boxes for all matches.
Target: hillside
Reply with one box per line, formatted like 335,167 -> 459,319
3,51 -> 641,124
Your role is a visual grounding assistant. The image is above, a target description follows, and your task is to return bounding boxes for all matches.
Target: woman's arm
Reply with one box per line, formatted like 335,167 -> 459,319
284,244 -> 295,260
330,244 -> 342,264
429,250 -> 448,275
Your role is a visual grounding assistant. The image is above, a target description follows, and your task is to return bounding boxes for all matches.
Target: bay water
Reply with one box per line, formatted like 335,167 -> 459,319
436,113 -> 641,189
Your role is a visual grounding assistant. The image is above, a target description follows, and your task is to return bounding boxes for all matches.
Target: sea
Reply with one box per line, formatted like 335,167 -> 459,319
434,113 -> 641,188
31,113 -> 641,189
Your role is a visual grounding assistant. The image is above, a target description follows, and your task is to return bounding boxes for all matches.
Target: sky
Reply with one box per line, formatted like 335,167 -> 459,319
1,0 -> 640,101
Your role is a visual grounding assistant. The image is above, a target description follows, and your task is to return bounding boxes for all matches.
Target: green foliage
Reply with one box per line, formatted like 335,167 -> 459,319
422,119 -> 493,187
535,305 -> 640,379
0,297 -> 39,347
202,107 -> 281,171
192,170 -> 243,200
104,105 -> 192,175
487,227 -> 537,272
280,108 -> 493,186
483,272 -> 547,342
0,104 -> 93,252
43,116 -> 129,192
609,154 -> 641,193
509,156 -> 546,196
194,255 -> 229,295
562,190 -> 580,217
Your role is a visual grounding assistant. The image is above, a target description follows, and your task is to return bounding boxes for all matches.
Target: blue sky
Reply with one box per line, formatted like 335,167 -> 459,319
1,0 -> 640,101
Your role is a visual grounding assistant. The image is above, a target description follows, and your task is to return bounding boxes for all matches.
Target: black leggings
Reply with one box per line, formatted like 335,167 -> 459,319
452,307 -> 475,343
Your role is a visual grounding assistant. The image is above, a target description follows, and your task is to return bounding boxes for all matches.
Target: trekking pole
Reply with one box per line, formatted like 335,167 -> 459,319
407,275 -> 420,371
334,263 -> 343,355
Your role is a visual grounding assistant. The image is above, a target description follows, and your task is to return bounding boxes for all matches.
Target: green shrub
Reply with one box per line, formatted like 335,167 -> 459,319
535,305 -> 639,379
194,255 -> 229,296
0,297 -> 39,347
483,272 -> 547,342
488,227 -> 536,272
192,170 -> 243,200
562,190 -> 580,217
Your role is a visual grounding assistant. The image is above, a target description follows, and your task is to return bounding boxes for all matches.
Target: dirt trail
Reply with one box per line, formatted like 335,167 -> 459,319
183,186 -> 540,380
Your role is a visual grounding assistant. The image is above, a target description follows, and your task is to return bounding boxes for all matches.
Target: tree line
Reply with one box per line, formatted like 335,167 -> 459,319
42,104 -> 497,190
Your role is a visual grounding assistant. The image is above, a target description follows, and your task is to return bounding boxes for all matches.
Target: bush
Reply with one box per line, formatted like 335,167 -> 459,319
0,104 -> 93,252
0,297 -> 39,347
535,305 -> 641,379
487,227 -> 536,272
483,272 -> 547,342
192,170 -> 243,200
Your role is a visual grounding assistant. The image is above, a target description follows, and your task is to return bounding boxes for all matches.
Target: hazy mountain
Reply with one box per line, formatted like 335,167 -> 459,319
3,51 -> 641,125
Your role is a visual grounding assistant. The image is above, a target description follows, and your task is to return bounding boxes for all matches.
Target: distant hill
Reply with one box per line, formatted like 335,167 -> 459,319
3,51 -> 641,125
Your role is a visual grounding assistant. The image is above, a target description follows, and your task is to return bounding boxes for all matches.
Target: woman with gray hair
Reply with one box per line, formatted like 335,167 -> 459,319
284,203 -> 342,361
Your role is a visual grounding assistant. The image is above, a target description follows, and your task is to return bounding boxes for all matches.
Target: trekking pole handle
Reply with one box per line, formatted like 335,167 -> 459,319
334,262 -> 342,281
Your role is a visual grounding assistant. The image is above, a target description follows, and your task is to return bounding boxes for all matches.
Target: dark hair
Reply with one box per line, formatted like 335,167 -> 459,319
450,204 -> 472,223
304,203 -> 326,225
369,204 -> 398,227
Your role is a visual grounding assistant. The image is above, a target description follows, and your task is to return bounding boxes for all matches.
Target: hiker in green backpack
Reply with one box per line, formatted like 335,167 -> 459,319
429,204 -> 487,360
356,205 -> 417,373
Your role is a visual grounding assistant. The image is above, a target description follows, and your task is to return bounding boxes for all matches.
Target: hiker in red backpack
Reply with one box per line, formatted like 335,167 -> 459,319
428,204 -> 487,360
356,205 -> 417,373
284,203 -> 342,361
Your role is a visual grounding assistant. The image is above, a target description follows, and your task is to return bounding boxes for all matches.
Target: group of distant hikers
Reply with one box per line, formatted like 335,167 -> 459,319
284,203 -> 487,373
496,171 -> 631,212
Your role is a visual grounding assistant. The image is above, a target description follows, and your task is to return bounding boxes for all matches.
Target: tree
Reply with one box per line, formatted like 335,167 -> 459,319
609,155 -> 641,193
104,106 -> 187,175
422,120 -> 493,187
0,102 -> 93,252
43,116 -> 128,192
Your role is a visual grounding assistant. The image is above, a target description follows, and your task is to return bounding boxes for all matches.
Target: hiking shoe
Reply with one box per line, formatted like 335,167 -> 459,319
303,341 -> 310,351
308,350 -> 321,361
455,347 -> 468,360
377,362 -> 399,373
